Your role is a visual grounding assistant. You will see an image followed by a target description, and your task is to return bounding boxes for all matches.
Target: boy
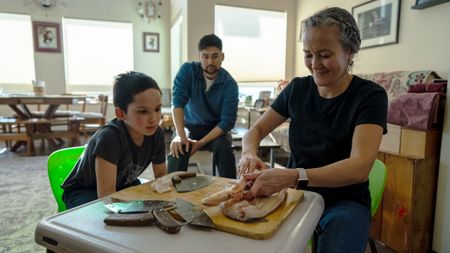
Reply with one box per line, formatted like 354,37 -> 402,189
62,71 -> 166,209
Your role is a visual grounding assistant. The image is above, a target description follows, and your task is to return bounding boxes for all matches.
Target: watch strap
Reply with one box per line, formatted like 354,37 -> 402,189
296,168 -> 309,189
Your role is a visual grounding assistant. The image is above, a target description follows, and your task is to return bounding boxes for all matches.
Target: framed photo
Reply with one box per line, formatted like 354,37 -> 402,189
32,21 -> 61,53
143,32 -> 159,52
352,0 -> 401,49
412,0 -> 450,9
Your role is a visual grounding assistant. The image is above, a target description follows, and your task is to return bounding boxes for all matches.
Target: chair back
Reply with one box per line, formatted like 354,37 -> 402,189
47,146 -> 85,212
369,159 -> 387,216
98,94 -> 108,117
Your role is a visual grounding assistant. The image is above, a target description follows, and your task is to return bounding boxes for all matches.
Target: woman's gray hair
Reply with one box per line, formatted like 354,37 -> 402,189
303,7 -> 361,57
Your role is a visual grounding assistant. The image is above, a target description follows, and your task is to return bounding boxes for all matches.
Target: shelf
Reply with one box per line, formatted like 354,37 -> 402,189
412,0 -> 450,9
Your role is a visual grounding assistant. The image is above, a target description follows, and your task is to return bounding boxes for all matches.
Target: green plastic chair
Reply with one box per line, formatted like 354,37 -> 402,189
48,146 -> 86,212
311,159 -> 387,253
367,159 -> 387,253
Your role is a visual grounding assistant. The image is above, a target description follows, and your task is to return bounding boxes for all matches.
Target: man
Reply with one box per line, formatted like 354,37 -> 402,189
170,34 -> 239,179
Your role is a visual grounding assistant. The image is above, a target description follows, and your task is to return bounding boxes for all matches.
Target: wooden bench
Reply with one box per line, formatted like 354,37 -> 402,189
25,117 -> 84,148
0,117 -> 33,155
0,117 -> 84,155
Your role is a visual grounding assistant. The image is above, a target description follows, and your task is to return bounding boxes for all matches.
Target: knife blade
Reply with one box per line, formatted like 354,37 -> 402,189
173,175 -> 214,192
174,198 -> 214,229
104,200 -> 174,214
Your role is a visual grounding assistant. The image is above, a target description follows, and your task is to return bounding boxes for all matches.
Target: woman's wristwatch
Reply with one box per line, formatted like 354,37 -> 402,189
296,168 -> 309,189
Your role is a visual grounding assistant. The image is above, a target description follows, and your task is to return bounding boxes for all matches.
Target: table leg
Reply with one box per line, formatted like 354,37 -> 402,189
9,105 -> 29,119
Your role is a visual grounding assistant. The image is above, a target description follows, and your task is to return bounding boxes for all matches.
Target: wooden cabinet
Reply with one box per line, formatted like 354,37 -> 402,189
371,127 -> 442,253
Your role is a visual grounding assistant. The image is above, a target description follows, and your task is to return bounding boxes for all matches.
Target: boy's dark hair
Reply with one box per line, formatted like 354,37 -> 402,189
113,71 -> 161,112
198,34 -> 222,51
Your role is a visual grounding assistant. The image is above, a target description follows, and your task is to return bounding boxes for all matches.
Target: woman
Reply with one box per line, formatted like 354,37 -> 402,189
238,7 -> 387,253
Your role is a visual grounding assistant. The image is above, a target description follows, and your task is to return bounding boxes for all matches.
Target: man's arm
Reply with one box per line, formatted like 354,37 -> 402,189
171,63 -> 192,157
190,126 -> 224,154
191,79 -> 238,154
171,107 -> 190,157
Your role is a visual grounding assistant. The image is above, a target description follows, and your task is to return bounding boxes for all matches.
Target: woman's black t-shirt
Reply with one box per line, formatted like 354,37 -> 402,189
271,75 -> 388,209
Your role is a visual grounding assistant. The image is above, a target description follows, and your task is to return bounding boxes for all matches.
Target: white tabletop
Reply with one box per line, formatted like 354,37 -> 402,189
35,191 -> 324,253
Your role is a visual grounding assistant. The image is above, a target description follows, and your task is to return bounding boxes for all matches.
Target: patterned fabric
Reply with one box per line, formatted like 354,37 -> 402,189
357,70 -> 441,101
272,71 -> 443,151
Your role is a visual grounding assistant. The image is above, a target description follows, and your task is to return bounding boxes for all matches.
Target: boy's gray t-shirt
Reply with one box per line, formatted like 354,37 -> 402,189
62,118 -> 166,191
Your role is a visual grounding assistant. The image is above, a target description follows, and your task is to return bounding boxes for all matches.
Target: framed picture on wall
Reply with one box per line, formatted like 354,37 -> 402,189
32,21 -> 61,53
352,0 -> 401,49
143,32 -> 160,52
412,0 -> 450,9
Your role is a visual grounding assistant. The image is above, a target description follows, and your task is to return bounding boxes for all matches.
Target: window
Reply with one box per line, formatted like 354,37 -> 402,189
215,5 -> 287,83
0,13 -> 35,90
63,18 -> 133,94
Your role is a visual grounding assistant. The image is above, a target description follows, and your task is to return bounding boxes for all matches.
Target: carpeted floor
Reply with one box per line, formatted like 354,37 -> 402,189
0,155 -> 53,253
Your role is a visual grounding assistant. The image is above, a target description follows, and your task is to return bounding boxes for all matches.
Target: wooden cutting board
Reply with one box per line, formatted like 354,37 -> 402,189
111,175 -> 304,240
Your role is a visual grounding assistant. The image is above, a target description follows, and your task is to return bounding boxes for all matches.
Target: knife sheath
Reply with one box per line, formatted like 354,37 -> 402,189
103,213 -> 155,226
152,207 -> 182,234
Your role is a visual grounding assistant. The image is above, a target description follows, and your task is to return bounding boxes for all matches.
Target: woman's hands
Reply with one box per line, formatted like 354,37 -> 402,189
237,152 -> 268,177
242,168 -> 298,200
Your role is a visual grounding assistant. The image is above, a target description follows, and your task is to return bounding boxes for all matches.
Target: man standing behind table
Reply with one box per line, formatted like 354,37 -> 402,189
170,34 -> 239,179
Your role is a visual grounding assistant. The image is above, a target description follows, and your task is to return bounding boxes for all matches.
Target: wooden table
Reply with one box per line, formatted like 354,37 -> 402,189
0,94 -> 86,152
0,94 -> 86,120
35,178 -> 324,253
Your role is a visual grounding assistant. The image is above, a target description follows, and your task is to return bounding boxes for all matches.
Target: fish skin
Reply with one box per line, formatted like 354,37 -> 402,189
221,189 -> 287,222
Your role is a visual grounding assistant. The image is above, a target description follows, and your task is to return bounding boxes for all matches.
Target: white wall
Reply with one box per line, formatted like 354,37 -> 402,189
434,65 -> 450,252
0,0 -> 171,93
182,0 -> 298,80
295,0 -> 450,79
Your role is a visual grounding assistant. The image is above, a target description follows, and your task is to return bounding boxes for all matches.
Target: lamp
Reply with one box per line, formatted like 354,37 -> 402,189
137,1 -> 162,23
23,0 -> 68,12
35,0 -> 56,8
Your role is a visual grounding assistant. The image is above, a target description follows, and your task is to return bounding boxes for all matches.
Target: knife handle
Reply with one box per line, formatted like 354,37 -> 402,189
103,213 -> 155,226
179,171 -> 197,178
153,207 -> 182,234
172,172 -> 197,185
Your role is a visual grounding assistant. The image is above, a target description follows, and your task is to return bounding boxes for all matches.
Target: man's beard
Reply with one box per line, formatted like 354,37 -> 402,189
203,65 -> 219,75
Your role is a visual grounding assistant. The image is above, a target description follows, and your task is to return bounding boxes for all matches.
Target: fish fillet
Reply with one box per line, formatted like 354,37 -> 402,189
221,189 -> 287,222
202,178 -> 246,206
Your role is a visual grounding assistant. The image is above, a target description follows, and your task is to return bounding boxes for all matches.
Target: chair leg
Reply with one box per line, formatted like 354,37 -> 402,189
368,237 -> 378,253
212,157 -> 216,176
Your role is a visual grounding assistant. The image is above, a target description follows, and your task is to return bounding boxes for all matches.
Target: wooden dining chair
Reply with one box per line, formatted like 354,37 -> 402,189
77,94 -> 108,137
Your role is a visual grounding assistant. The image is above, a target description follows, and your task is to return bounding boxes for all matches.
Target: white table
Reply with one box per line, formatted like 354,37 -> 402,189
35,191 -> 324,253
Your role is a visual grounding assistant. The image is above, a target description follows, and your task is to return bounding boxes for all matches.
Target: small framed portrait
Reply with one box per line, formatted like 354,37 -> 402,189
352,0 -> 401,49
32,21 -> 61,53
143,32 -> 160,52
